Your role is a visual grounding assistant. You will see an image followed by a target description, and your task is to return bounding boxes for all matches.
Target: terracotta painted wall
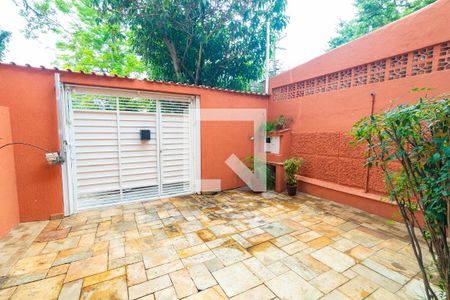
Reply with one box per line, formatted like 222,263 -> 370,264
270,0 -> 450,89
268,0 -> 450,219
0,67 -> 64,222
270,72 -> 450,191
0,106 -> 20,236
0,64 -> 268,222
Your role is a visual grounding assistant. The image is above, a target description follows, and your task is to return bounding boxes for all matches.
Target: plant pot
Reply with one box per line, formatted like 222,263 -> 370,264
286,184 -> 297,196
274,124 -> 285,131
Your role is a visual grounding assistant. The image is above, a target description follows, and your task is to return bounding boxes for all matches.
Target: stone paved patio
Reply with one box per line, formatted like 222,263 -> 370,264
0,190 -> 432,299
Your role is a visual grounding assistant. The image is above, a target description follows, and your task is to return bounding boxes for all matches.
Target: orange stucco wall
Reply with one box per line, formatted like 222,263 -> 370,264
270,0 -> 450,89
0,67 -> 64,222
270,72 -> 450,190
268,0 -> 450,219
0,106 -> 20,236
0,64 -> 268,222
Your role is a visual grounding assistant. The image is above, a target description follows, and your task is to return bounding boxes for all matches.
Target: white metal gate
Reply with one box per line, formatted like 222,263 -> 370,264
61,85 -> 198,212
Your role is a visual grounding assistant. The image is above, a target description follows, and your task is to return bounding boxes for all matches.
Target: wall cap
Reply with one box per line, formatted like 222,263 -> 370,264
0,62 -> 269,98
295,175 -> 391,204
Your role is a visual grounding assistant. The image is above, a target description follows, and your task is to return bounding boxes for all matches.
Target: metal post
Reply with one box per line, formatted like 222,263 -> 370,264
364,93 -> 376,193
265,19 -> 270,94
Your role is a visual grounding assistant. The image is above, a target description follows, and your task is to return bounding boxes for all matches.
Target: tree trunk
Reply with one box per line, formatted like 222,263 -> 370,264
164,38 -> 181,81
194,43 -> 203,85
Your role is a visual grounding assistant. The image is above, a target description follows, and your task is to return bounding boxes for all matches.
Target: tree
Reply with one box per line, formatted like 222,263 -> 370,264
15,0 -> 146,76
93,0 -> 288,91
328,0 -> 436,50
16,0 -> 287,91
351,95 -> 450,299
0,29 -> 11,61
54,2 -> 146,76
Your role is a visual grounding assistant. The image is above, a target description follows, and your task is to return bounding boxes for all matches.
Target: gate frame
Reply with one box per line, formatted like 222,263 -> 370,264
55,74 -> 202,215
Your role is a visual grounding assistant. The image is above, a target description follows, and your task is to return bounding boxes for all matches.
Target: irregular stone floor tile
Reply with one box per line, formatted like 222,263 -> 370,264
65,254 -> 108,282
0,190 -> 428,300
212,262 -> 261,297
338,275 -> 379,299
310,246 -> 355,272
10,275 -> 64,300
248,242 -> 287,266
80,276 -> 128,300
266,271 -> 323,300
231,284 -> 275,300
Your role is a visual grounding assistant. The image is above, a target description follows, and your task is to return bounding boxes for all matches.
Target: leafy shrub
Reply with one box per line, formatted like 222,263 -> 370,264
244,155 -> 275,190
284,157 -> 304,186
351,95 -> 449,299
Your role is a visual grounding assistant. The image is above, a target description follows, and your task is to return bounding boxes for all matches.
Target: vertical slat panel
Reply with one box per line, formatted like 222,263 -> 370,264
118,96 -> 159,202
71,93 -> 121,209
160,100 -> 192,196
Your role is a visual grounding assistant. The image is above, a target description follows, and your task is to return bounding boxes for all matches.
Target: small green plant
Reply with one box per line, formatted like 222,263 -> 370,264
284,157 -> 304,186
244,155 -> 275,190
273,115 -> 288,131
243,155 -> 255,170
263,115 -> 291,133
264,121 -> 275,133
266,164 -> 276,190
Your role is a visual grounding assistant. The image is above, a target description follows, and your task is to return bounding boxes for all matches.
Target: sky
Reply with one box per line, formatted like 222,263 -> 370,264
0,0 -> 356,72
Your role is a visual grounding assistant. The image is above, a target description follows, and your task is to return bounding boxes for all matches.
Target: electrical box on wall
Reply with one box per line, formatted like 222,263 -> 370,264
140,129 -> 151,141
265,136 -> 280,154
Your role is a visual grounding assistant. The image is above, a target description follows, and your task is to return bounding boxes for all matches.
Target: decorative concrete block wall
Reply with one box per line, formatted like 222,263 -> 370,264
269,0 -> 450,217
290,132 -> 366,189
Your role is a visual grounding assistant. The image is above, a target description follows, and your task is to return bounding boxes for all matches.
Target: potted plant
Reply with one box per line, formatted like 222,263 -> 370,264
284,157 -> 304,196
263,115 -> 292,134
273,115 -> 288,131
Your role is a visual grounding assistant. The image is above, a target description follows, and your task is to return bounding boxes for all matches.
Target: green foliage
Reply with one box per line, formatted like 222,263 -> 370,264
0,29 -> 11,61
351,96 -> 450,299
264,121 -> 275,133
283,157 -> 304,186
244,155 -> 256,171
54,1 -> 146,76
93,0 -> 288,91
264,115 -> 290,133
266,164 -> 276,190
15,0 -> 146,76
17,0 -> 287,90
328,0 -> 436,49
243,155 -> 275,190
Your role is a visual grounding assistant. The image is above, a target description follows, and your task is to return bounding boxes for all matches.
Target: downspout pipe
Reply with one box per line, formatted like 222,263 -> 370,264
364,93 -> 376,193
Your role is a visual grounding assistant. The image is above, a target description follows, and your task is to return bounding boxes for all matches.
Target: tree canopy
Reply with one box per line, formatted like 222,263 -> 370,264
94,0 -> 287,90
16,0 -> 145,76
0,29 -> 11,61
16,0 -> 287,91
328,0 -> 436,50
